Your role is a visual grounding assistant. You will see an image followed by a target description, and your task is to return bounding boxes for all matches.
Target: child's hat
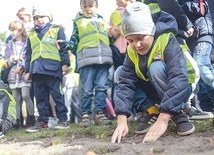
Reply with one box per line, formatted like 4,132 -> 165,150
32,6 -> 53,21
121,2 -> 155,38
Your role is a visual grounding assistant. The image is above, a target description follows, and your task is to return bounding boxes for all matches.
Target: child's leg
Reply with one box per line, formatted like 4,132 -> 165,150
11,88 -> 22,128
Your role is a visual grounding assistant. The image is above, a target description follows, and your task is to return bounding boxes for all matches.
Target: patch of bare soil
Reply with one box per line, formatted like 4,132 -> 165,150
1,131 -> 214,155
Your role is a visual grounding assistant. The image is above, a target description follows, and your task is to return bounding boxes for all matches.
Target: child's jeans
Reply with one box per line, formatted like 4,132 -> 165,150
193,42 -> 214,87
147,61 -> 192,113
79,64 -> 110,115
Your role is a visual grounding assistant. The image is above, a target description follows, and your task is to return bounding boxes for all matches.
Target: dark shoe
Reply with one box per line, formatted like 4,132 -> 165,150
135,111 -> 159,134
0,131 -> 4,139
26,121 -> 48,133
26,115 -> 36,127
172,112 -> 195,136
185,106 -> 213,120
54,121 -> 70,129
94,111 -> 112,125
80,112 -> 91,127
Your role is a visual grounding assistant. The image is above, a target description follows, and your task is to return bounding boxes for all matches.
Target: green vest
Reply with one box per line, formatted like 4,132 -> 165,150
0,88 -> 16,120
76,18 -> 110,52
127,32 -> 196,83
141,0 -> 161,14
28,27 -> 61,63
110,10 -> 122,26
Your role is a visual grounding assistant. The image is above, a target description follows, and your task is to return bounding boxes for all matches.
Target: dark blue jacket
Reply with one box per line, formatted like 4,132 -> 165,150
25,23 -> 70,79
178,0 -> 214,47
115,11 -> 190,117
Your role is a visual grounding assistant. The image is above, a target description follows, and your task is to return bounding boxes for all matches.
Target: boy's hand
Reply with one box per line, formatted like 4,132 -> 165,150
110,26 -> 121,39
143,113 -> 171,143
24,72 -> 32,82
54,40 -> 64,50
62,65 -> 69,75
111,115 -> 129,143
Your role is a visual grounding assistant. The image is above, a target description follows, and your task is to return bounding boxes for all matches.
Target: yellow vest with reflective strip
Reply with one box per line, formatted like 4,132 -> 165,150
28,27 -> 61,63
0,88 -> 16,120
76,18 -> 110,52
127,33 -> 196,83
141,0 -> 161,14
110,10 -> 122,26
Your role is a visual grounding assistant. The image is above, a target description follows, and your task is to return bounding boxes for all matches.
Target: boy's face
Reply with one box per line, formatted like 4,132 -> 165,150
116,0 -> 127,7
81,0 -> 97,17
126,34 -> 154,55
33,16 -> 50,27
17,14 -> 30,23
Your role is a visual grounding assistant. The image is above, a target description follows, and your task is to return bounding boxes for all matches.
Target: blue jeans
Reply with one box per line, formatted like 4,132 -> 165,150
192,42 -> 214,87
147,61 -> 191,112
79,64 -> 110,115
197,79 -> 214,112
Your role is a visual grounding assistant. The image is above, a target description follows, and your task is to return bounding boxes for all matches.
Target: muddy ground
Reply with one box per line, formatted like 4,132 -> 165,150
1,129 -> 214,155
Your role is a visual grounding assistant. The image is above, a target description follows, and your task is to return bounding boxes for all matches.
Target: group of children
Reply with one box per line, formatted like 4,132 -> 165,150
1,0 -> 214,144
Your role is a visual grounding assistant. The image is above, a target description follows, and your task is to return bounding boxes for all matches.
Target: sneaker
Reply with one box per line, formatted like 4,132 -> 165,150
172,112 -> 195,136
0,131 -> 4,139
94,111 -> 112,125
54,121 -> 70,129
80,112 -> 91,127
185,106 -> 214,120
135,111 -> 158,134
26,121 -> 48,133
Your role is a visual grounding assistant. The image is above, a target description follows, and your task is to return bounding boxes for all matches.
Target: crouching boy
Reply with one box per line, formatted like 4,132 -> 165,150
111,2 -> 195,143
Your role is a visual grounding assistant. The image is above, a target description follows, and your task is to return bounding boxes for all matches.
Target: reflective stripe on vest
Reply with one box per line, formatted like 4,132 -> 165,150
76,18 -> 110,52
128,32 -> 196,83
28,27 -> 61,63
110,9 -> 122,26
141,0 -> 161,14
180,44 -> 196,83
0,89 -> 16,120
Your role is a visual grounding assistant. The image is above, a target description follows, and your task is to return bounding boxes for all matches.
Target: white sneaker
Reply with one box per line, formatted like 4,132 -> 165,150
0,131 -> 5,139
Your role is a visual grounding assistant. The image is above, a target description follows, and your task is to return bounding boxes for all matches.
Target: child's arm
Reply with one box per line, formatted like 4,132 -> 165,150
55,23 -> 79,51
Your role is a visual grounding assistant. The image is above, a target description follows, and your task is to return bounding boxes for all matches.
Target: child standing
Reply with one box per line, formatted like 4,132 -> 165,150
55,0 -> 116,127
111,2 -> 195,143
5,21 -> 35,128
25,7 -> 70,132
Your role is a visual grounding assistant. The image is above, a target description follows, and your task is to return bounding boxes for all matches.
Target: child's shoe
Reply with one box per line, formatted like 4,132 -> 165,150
80,112 -> 91,127
26,121 -> 48,133
172,112 -> 195,136
0,131 -> 4,139
54,121 -> 70,129
94,111 -> 112,125
135,111 -> 159,134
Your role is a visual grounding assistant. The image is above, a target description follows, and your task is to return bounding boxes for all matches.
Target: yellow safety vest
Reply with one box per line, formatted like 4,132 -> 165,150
127,32 -> 196,83
76,18 -> 110,52
110,10 -> 122,26
141,0 -> 161,14
0,88 -> 16,120
28,27 -> 61,63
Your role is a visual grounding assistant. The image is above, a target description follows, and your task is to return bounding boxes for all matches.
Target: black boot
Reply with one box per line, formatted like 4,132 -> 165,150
26,115 -> 36,127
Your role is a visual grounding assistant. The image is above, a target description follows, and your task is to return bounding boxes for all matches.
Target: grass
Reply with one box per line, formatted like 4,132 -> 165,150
1,119 -> 214,143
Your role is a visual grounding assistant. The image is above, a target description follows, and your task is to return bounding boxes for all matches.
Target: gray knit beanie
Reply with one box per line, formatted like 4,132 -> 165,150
122,2 -> 155,38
